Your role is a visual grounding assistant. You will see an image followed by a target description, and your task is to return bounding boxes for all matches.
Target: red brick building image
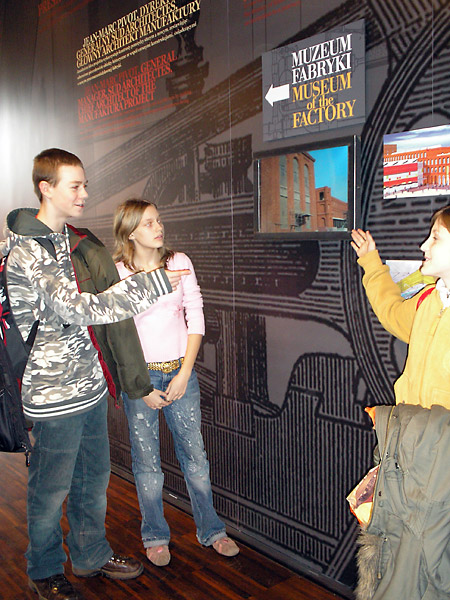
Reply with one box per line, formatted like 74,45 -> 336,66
384,144 -> 450,197
259,151 -> 347,233
316,186 -> 348,231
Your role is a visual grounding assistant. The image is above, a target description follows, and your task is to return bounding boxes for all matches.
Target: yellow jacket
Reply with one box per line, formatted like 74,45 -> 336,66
358,250 -> 450,410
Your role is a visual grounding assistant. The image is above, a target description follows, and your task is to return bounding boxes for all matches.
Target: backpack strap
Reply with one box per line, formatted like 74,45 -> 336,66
33,237 -> 57,260
416,286 -> 435,310
0,237 -> 57,363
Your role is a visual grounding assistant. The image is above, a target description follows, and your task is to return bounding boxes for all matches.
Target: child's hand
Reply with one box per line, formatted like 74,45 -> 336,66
142,389 -> 172,410
351,229 -> 377,258
165,269 -> 190,291
165,370 -> 190,402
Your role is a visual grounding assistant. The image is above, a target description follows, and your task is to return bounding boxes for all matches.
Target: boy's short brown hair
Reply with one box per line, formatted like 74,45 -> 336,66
33,148 -> 84,202
431,205 -> 450,233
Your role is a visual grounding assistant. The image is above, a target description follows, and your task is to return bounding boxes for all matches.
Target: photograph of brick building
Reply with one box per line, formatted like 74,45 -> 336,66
258,147 -> 348,234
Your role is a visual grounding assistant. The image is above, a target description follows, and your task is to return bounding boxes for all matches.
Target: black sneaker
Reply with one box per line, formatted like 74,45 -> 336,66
28,574 -> 85,600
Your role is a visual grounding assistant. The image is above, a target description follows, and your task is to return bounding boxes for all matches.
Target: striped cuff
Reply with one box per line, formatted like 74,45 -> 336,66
147,267 -> 172,297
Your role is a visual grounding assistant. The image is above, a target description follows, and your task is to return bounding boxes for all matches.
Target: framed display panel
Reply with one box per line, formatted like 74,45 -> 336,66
254,136 -> 360,240
383,124 -> 450,199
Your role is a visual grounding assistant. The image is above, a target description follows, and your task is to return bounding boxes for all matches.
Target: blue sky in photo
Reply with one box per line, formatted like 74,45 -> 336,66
309,145 -> 348,203
384,124 -> 450,152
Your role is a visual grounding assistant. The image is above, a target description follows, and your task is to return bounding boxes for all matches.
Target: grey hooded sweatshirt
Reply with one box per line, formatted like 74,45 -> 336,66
1,208 -> 171,421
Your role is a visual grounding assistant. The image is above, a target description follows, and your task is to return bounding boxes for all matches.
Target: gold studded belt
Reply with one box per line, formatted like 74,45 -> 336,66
147,358 -> 184,373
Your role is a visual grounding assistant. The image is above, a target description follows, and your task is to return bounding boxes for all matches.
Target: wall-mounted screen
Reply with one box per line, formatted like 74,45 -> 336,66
254,136 -> 359,239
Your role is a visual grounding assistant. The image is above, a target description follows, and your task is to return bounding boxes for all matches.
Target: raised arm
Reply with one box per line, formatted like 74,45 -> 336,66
351,229 -> 418,343
351,229 -> 377,258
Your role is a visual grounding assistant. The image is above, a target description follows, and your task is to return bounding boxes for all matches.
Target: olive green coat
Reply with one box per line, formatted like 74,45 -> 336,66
68,224 -> 153,400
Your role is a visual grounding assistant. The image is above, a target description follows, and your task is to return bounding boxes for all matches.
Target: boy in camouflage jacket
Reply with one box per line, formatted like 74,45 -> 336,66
1,148 -> 187,600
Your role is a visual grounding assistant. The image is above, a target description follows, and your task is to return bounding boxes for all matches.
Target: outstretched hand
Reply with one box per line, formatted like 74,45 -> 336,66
165,269 -> 190,291
350,229 -> 377,258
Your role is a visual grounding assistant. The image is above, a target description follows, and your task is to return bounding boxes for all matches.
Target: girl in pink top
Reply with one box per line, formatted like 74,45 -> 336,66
113,199 -> 239,567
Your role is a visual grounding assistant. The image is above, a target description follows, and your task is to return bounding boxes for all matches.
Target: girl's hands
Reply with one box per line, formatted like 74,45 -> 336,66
143,370 -> 190,410
142,388 -> 172,410
165,370 -> 190,403
351,229 -> 377,258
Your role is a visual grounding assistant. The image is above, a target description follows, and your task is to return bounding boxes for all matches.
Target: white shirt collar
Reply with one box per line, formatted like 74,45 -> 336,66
436,279 -> 450,308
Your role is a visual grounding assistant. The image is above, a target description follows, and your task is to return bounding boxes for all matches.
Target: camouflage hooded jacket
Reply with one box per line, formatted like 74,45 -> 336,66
1,208 -> 171,421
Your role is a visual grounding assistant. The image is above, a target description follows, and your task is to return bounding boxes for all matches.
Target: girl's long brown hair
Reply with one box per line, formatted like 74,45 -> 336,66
113,199 -> 174,272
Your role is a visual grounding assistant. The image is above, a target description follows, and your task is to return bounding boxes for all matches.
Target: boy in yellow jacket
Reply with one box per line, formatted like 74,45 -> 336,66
351,205 -> 450,410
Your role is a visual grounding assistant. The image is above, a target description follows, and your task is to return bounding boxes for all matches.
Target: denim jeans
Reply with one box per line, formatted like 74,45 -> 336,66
123,368 -> 226,547
26,397 -> 113,580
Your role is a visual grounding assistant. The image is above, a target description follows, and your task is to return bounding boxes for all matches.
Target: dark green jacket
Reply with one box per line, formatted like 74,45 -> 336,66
68,224 -> 152,400
365,403 -> 450,599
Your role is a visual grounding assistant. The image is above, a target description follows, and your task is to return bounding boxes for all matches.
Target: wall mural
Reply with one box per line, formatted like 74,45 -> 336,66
1,0 -> 449,595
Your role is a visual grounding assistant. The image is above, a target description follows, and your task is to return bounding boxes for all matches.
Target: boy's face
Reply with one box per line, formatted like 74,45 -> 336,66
41,165 -> 88,221
420,220 -> 450,284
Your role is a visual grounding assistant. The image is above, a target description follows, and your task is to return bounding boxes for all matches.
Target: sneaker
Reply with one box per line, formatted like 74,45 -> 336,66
146,545 -> 171,567
72,553 -> 143,580
212,537 -> 239,557
29,574 -> 85,599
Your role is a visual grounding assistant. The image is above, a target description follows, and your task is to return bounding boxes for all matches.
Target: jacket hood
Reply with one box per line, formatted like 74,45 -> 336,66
1,208 -> 62,257
5,208 -> 53,237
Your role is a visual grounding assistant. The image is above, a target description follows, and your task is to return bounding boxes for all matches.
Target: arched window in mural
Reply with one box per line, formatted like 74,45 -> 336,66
293,158 -> 301,230
280,155 -> 288,229
304,163 -> 311,230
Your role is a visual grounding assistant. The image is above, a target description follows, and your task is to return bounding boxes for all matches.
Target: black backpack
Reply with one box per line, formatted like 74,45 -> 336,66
0,238 -> 56,465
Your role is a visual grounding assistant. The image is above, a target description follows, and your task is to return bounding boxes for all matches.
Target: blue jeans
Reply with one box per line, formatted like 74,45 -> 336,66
26,397 -> 113,580
123,368 -> 226,547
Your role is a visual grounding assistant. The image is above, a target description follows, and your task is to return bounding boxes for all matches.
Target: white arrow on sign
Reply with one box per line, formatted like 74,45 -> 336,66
265,83 -> 290,106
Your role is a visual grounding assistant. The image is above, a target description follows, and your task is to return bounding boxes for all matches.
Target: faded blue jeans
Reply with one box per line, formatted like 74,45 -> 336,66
26,397 -> 113,580
123,367 -> 226,548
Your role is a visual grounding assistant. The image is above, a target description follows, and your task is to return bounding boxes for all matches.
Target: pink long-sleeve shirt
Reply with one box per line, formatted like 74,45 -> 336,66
116,253 -> 205,362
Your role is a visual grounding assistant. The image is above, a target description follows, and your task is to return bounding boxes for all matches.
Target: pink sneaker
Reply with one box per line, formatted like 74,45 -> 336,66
146,545 -> 171,566
212,537 -> 239,557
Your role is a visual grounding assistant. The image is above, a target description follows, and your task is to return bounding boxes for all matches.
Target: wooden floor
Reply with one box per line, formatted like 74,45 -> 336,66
0,451 -> 346,600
